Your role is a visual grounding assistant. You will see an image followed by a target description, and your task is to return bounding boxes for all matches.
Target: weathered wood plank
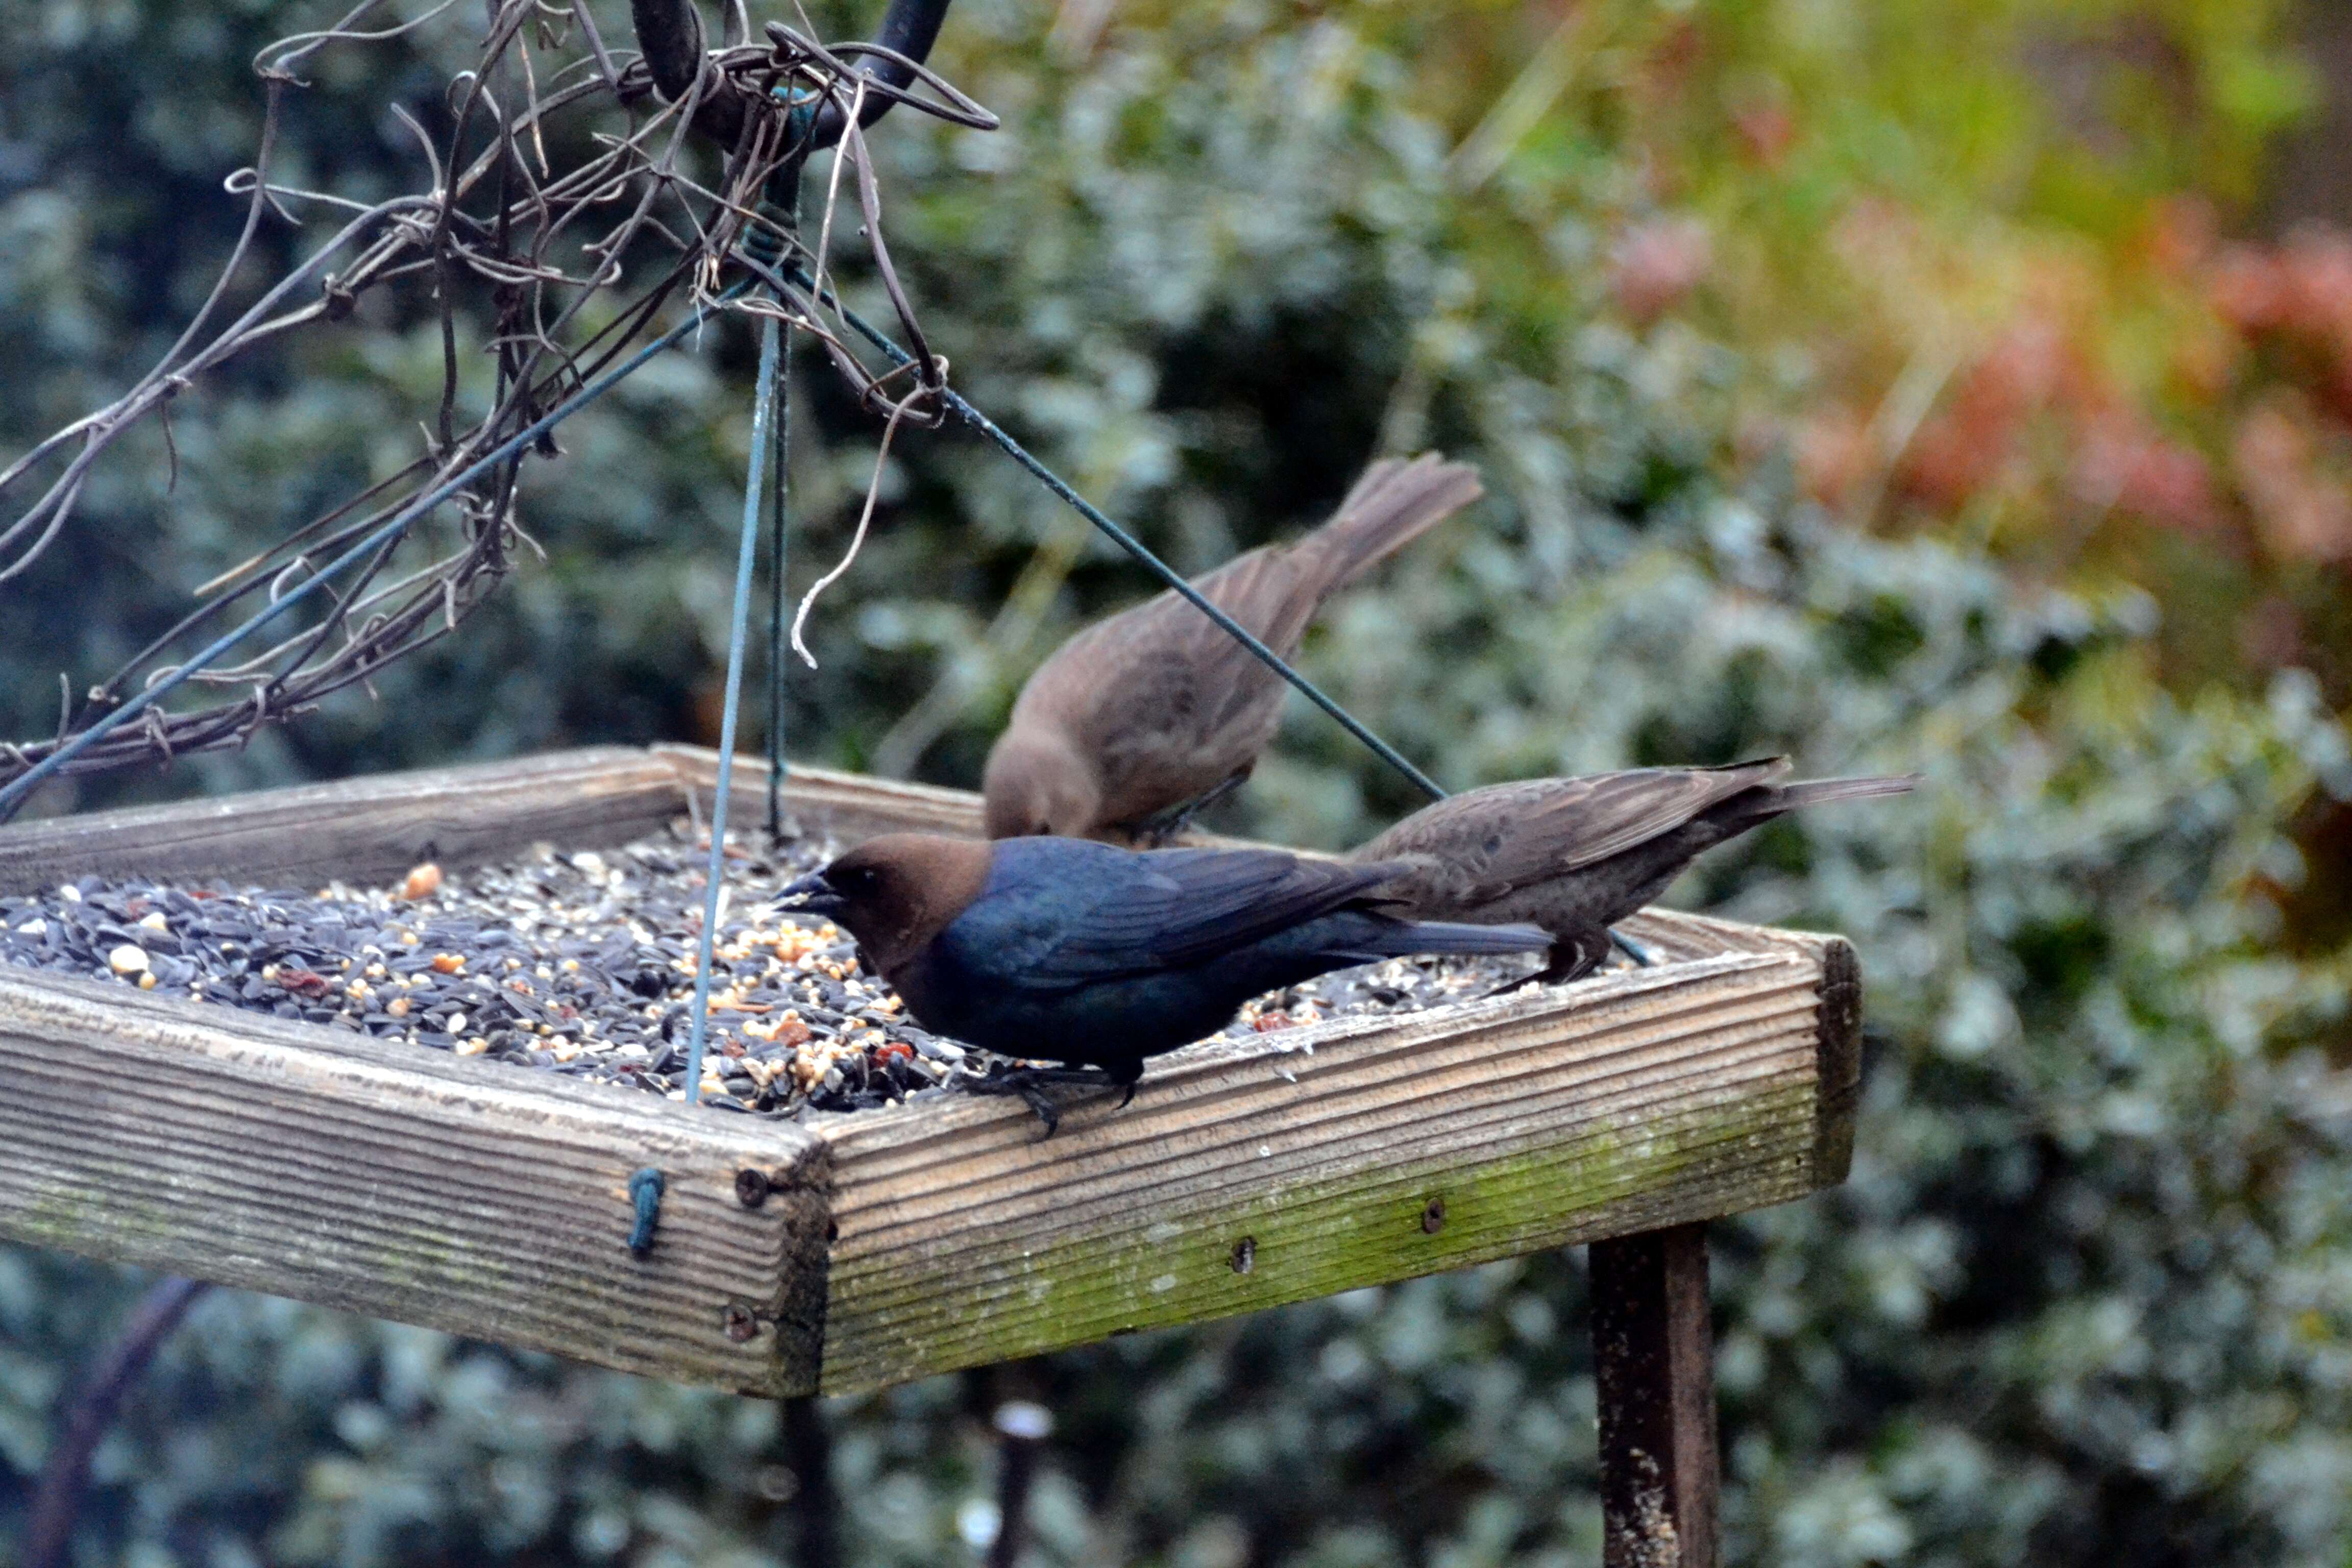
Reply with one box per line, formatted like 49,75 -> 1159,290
0,747 -> 1869,1398
805,945 -> 1840,1394
1624,915 -> 1860,1188
1591,1223 -> 1720,1568
0,967 -> 829,1396
0,748 -> 691,897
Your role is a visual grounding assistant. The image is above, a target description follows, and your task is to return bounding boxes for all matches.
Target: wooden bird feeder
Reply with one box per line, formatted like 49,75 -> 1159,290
0,745 -> 1863,1565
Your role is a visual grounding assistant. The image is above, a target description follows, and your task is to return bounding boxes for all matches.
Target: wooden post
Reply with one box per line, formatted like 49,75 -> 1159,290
1589,1222 -> 1719,1568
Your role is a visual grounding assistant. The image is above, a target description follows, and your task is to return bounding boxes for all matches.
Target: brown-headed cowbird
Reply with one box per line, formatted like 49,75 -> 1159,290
983,453 -> 1483,844
779,831 -> 1547,1130
1352,758 -> 1918,983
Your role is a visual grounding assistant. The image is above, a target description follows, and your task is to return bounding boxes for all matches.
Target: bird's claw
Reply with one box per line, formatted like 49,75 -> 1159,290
957,1065 -> 1126,1139
1016,1084 -> 1061,1140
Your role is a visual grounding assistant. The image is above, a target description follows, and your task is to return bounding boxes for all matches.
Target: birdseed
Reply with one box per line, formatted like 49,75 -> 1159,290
0,817 -> 1564,1118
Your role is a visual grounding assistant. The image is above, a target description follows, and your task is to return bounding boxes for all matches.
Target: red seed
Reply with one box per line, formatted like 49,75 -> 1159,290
277,968 -> 330,999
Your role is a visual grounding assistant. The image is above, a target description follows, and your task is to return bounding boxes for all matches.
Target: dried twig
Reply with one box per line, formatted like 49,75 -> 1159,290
19,1278 -> 211,1568
0,0 -> 993,804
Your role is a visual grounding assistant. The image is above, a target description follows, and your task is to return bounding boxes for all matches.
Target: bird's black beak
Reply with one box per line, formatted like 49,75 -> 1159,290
777,871 -> 846,920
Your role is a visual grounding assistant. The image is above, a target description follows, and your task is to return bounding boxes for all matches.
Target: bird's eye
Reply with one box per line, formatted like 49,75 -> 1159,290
840,866 -> 881,894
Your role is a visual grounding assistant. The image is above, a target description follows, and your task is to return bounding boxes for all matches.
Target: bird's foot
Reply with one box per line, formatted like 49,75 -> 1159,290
958,1065 -> 1131,1139
1533,932 -> 1613,989
1469,932 -> 1607,1002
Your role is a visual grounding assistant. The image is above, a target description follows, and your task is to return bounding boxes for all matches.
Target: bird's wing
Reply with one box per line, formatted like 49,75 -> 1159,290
1001,847 -> 1400,986
1003,558 -> 1291,757
1360,762 -> 1790,902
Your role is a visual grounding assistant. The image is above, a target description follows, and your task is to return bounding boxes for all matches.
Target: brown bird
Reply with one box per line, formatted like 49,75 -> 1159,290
983,453 -> 1484,844
1352,758 -> 1918,984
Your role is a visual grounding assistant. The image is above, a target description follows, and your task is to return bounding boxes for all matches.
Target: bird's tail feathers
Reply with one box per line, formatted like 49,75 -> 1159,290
1305,453 -> 1485,590
1772,773 -> 1922,810
1380,918 -> 1553,958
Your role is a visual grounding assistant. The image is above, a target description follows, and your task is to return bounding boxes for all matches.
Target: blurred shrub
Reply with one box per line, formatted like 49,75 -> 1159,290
4,0 -> 2352,1565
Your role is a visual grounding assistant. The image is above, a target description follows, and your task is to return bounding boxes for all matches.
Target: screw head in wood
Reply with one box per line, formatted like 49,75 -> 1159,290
722,1302 -> 761,1342
1230,1236 -> 1256,1275
735,1168 -> 772,1207
1421,1196 -> 1447,1234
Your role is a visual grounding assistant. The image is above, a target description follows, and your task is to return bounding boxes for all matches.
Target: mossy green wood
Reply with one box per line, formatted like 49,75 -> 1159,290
0,967 -> 830,1395
808,947 -> 1842,1393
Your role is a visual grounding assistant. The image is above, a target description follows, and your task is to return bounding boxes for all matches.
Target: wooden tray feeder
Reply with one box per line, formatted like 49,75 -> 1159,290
0,745 -> 1863,1565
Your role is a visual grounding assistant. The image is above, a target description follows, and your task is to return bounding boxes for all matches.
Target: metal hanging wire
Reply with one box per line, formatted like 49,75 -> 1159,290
679,301 -> 786,1106
679,119 -> 810,1108
745,254 -> 1453,805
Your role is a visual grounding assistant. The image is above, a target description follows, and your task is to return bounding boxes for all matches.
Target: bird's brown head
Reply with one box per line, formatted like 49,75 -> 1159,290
982,729 -> 1102,840
777,834 -> 994,976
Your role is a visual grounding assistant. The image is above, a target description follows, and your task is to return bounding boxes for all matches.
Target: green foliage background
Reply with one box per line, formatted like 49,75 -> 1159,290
4,0 -> 2352,1563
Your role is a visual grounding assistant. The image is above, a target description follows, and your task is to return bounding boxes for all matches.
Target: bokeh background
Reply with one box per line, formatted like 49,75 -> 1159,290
6,0 -> 2352,1562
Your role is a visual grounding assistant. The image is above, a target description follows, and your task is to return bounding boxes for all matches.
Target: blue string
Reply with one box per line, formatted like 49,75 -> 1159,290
760,260 -> 1449,805
0,281 -> 751,822
626,1166 -> 666,1257
680,306 -> 785,1106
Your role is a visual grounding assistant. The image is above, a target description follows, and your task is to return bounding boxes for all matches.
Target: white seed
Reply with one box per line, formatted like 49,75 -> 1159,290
108,944 -> 150,976
137,911 -> 168,932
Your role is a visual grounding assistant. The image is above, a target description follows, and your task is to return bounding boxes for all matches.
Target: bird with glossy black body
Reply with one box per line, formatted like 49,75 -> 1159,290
1352,758 -> 1918,984
778,832 -> 1549,1132
983,453 -> 1483,845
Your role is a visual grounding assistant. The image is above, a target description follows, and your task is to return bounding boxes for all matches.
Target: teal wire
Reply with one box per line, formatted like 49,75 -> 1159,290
0,281 -> 749,822
754,260 -> 1449,804
681,306 -> 785,1106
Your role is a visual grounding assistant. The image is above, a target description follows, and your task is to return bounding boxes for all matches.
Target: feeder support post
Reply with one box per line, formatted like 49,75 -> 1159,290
1589,1222 -> 1720,1568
